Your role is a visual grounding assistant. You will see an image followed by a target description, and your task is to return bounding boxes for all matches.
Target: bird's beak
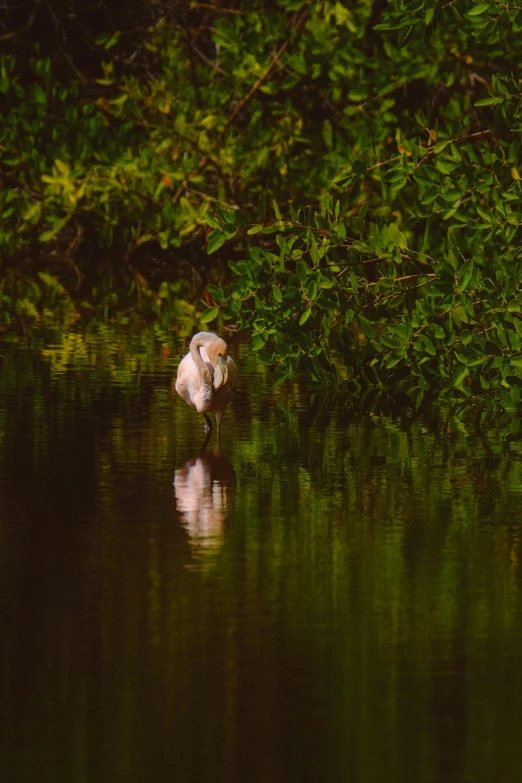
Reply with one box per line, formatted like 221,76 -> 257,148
213,355 -> 228,391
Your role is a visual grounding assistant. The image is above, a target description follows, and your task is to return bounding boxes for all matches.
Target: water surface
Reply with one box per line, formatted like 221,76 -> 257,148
1,325 -> 522,783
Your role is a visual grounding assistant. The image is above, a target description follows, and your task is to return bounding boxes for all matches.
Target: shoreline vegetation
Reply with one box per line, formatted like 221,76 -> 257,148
1,0 -> 522,414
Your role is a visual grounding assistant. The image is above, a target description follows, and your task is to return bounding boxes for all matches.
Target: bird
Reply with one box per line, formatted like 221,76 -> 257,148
175,331 -> 237,435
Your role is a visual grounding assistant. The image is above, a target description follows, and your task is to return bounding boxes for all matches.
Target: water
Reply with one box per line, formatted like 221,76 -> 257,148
1,325 -> 522,782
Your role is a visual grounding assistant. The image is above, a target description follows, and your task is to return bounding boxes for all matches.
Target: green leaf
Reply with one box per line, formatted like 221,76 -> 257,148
297,261 -> 311,281
385,350 -> 404,369
206,284 -> 223,301
306,279 -> 318,300
309,238 -> 319,265
476,206 -> 493,223
23,202 -> 42,222
205,214 -> 221,229
299,308 -> 312,326
467,3 -> 488,16
38,217 -> 68,243
474,96 -> 502,106
272,285 -> 283,304
247,224 -> 264,235
458,261 -> 474,292
452,364 -> 469,387
39,230 -> 58,243
207,230 -> 227,254
322,119 -> 333,150
200,307 -> 219,323
419,335 -> 436,355
54,159 -> 70,175
388,222 -> 408,249
252,333 -> 268,351
433,141 -> 449,154
273,200 -> 282,221
359,314 -> 375,339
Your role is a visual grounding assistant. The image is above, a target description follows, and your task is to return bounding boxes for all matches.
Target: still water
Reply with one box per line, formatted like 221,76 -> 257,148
1,325 -> 522,783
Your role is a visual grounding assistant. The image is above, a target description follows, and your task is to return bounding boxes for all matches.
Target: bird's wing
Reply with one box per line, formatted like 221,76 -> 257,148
175,354 -> 200,409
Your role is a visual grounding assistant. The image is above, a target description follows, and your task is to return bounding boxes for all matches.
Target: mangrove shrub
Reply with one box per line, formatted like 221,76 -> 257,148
1,0 -> 522,410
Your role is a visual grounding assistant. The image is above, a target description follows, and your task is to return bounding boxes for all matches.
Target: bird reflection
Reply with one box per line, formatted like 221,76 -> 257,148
174,437 -> 236,547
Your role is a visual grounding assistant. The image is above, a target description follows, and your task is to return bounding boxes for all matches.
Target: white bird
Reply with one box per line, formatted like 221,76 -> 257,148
175,331 -> 237,435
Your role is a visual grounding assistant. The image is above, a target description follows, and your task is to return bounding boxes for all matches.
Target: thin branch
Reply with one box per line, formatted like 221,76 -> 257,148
356,81 -> 406,111
220,8 -> 308,136
193,44 -> 228,75
392,273 -> 436,283
172,156 -> 211,205
175,6 -> 308,207
0,168 -> 43,201
185,187 -> 238,209
366,155 -> 402,173
0,0 -> 42,42
364,128 -> 493,176
191,3 -> 246,14
364,277 -> 436,309
413,302 -> 462,338
364,272 -> 436,288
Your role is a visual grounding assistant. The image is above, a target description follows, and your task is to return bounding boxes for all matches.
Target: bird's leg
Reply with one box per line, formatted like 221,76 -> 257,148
215,411 -> 222,437
203,413 -> 212,434
200,429 -> 212,451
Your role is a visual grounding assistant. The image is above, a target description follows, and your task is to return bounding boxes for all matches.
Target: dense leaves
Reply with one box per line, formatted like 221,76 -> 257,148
1,0 -> 522,409
204,193 -> 522,413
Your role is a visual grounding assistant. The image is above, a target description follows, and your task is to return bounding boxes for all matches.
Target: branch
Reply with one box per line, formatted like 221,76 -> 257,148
0,168 -> 43,200
190,3 -> 246,13
0,0 -> 42,43
193,44 -> 228,75
220,8 -> 308,136
172,156 -> 211,205
364,129 -> 493,176
176,6 -> 309,206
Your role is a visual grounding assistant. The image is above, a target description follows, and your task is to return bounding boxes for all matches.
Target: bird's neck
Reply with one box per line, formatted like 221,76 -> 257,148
190,341 -> 213,387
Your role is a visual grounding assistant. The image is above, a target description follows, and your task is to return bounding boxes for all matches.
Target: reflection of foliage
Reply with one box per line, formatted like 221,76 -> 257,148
1,328 -> 522,780
0,270 -> 77,325
0,268 -> 197,335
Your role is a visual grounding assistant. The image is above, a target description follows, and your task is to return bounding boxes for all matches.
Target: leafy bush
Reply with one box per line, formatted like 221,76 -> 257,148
1,0 -> 522,409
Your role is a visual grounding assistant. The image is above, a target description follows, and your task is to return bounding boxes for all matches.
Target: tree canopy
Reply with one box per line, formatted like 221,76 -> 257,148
1,0 -> 522,413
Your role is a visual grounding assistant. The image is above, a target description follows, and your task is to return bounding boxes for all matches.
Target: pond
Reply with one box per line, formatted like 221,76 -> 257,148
1,324 -> 522,783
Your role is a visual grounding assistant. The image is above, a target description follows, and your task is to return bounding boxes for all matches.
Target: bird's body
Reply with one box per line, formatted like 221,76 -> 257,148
175,332 -> 237,434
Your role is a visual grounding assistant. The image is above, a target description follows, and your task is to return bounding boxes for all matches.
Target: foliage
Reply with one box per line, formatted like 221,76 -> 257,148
0,266 -> 196,334
1,0 -> 522,408
205,186 -> 522,413
196,0 -> 522,412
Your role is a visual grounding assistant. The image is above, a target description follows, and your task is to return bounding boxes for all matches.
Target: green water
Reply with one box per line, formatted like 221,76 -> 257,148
1,326 -> 522,783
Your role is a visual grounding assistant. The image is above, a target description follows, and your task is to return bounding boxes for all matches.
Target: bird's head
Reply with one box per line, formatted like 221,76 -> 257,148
199,333 -> 229,391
